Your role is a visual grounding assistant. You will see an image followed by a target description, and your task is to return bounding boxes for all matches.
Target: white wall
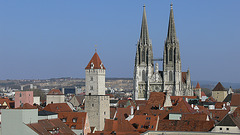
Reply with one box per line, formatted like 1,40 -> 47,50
33,96 -> 40,105
2,109 -> 38,135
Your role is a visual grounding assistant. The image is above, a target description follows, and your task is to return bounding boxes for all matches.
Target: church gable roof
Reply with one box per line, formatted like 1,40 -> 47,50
85,52 -> 105,70
212,82 -> 226,91
196,82 -> 201,89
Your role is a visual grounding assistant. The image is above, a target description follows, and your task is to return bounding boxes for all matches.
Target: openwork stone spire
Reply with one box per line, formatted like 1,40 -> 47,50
166,3 -> 177,43
140,5 -> 150,45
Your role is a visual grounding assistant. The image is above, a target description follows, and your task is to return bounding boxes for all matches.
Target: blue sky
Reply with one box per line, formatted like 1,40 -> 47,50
0,1 -> 239,83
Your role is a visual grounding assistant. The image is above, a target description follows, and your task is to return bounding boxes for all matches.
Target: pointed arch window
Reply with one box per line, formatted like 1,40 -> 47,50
142,48 -> 145,62
142,70 -> 145,82
169,48 -> 173,61
169,71 -> 173,81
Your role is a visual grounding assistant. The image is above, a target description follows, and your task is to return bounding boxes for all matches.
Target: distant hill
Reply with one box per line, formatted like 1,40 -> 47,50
192,81 -> 240,90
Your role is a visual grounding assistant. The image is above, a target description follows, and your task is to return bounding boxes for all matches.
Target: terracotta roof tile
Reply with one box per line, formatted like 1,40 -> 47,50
181,113 -> 208,121
89,119 -> 139,135
115,106 -> 132,120
201,91 -> 206,97
43,103 -> 72,113
58,112 -> 88,130
230,93 -> 240,106
110,107 -> 117,119
0,97 -> 14,108
15,103 -> 38,109
157,119 -> 214,132
129,115 -> 159,133
209,109 -> 229,122
48,89 -> 64,95
26,118 -> 75,135
196,82 -> 201,89
212,82 -> 226,91
205,96 -> 217,102
85,52 -> 105,69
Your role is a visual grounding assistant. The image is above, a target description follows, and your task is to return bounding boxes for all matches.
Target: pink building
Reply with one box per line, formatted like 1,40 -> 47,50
15,91 -> 33,108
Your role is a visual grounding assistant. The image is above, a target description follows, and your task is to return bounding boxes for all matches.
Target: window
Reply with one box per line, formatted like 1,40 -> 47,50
62,118 -> 67,122
90,77 -> 93,81
220,128 -> 222,130
20,93 -> 22,97
71,125 -> 76,129
169,48 -> 173,61
226,128 -> 229,130
92,104 -> 94,107
90,86 -> 93,90
141,125 -> 143,128
142,70 -> 145,82
72,118 -> 77,123
169,71 -> 172,81
104,112 -> 106,115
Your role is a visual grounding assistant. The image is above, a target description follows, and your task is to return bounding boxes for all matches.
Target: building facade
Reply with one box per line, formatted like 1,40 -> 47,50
133,5 -> 193,100
84,52 -> 110,131
15,91 -> 33,108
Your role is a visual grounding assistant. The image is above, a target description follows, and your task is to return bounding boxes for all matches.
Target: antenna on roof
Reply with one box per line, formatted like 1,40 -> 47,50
95,45 -> 97,52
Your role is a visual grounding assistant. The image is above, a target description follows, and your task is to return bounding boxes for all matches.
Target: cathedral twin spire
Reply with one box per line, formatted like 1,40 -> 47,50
140,5 -> 150,45
166,4 -> 177,44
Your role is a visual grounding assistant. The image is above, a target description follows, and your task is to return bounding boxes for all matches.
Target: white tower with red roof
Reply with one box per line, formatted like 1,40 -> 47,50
84,51 -> 110,131
85,51 -> 106,95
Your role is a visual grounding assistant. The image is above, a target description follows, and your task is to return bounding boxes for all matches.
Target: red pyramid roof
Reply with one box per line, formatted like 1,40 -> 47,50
212,82 -> 226,91
85,52 -> 105,69
196,82 -> 201,89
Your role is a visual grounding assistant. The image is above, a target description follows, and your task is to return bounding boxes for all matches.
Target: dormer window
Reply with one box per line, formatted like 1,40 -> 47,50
71,125 -> 76,129
72,118 -> 77,123
90,62 -> 94,69
62,118 -> 67,122
100,63 -> 103,69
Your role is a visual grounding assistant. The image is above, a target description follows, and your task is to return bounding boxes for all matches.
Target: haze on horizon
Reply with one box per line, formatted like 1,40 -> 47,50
0,1 -> 239,83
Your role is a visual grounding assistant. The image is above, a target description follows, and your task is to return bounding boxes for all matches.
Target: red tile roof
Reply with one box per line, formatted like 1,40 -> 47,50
196,82 -> 201,89
157,119 -> 214,132
212,82 -> 226,91
230,93 -> 240,106
110,107 -> 117,119
88,119 -> 139,135
27,118 -> 75,135
43,103 -> 72,113
47,89 -> 64,95
181,113 -> 208,121
209,109 -> 229,122
171,99 -> 196,114
233,106 -> 240,117
170,96 -> 197,105
129,115 -> 159,133
0,97 -> 14,108
115,106 -> 132,120
58,112 -> 87,130
205,96 -> 217,102
85,52 -> 105,69
201,91 -> 206,97
117,100 -> 135,108
15,103 -> 38,109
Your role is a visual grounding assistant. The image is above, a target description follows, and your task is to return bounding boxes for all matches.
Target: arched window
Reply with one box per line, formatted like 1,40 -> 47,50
169,48 -> 173,61
142,48 -> 145,62
169,71 -> 173,81
142,70 -> 145,82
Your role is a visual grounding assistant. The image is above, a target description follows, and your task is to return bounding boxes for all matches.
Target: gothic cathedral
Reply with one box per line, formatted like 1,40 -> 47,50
133,4 -> 193,100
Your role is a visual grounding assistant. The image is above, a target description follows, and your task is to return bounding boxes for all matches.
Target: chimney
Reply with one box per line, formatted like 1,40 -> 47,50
62,88 -> 65,95
137,106 -> 139,110
130,106 -> 134,115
